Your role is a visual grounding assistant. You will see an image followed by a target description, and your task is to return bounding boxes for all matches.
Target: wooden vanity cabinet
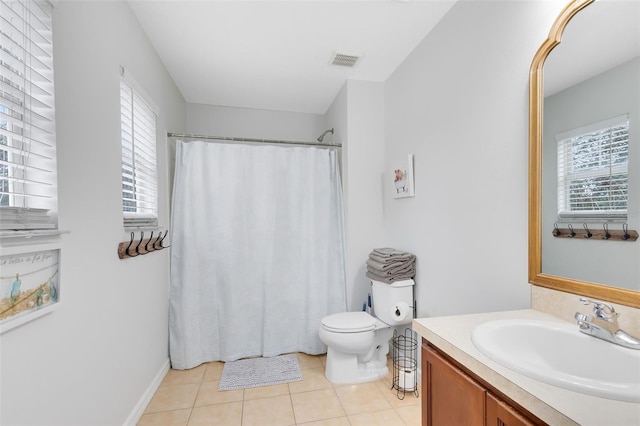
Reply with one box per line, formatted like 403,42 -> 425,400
422,340 -> 541,426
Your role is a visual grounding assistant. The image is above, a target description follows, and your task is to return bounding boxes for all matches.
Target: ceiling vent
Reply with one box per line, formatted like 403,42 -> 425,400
330,51 -> 363,68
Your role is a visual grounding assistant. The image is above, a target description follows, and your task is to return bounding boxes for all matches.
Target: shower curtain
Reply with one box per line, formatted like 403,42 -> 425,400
169,140 -> 347,369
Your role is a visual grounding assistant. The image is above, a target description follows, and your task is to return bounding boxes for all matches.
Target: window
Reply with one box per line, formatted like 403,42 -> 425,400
120,75 -> 158,228
557,115 -> 629,220
0,0 -> 57,230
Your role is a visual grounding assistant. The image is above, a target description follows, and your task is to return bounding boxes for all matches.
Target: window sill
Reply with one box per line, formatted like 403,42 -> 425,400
0,229 -> 70,239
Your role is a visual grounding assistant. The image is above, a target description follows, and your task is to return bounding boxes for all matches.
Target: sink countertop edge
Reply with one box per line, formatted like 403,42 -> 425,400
413,309 -> 640,426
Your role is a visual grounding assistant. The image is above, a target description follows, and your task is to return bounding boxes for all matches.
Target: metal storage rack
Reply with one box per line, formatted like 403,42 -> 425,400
391,328 -> 419,399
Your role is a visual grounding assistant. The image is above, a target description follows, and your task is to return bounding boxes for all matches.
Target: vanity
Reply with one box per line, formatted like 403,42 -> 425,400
413,307 -> 640,426
414,0 -> 640,424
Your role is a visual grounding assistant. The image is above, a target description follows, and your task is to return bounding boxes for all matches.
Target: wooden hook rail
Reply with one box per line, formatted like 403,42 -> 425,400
117,230 -> 169,259
552,223 -> 638,242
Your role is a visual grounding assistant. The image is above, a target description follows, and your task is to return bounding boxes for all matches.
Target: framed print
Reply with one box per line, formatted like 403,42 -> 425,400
0,243 -> 61,333
392,154 -> 415,199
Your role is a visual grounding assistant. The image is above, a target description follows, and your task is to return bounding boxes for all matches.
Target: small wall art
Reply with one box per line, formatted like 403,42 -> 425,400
0,243 -> 61,333
392,154 -> 415,199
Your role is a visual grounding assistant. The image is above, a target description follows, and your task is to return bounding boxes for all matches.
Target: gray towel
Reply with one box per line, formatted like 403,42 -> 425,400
369,249 -> 415,264
371,247 -> 410,258
366,257 -> 414,272
367,262 -> 415,277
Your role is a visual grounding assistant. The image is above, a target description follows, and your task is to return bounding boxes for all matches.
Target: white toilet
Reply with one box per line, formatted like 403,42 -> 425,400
319,279 -> 415,384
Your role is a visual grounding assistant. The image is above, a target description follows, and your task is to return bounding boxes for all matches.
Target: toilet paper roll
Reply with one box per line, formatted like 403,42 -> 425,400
399,369 -> 416,390
392,302 -> 411,323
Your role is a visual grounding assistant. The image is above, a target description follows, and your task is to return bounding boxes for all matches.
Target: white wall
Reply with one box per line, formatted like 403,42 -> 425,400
0,2 -> 185,425
325,81 -> 386,311
187,103 -> 326,141
383,1 -> 567,317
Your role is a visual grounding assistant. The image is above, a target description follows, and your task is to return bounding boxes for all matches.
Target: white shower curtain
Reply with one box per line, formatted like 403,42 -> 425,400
169,140 -> 347,369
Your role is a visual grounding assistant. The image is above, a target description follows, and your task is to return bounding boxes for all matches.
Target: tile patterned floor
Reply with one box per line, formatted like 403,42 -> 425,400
138,353 -> 421,426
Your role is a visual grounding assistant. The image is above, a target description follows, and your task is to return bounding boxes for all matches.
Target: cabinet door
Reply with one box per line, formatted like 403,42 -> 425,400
486,393 -> 536,426
423,344 -> 486,426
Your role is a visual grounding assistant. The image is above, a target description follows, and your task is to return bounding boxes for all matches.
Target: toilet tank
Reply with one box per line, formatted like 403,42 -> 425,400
370,279 -> 415,325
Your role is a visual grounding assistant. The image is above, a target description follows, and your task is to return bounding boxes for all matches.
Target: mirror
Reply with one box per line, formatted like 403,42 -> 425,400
529,0 -> 640,308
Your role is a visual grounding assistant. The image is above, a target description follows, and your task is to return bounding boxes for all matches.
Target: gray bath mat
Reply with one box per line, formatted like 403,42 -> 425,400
218,353 -> 303,391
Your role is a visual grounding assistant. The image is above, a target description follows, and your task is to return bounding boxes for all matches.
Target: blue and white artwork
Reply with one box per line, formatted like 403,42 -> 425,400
0,245 -> 61,332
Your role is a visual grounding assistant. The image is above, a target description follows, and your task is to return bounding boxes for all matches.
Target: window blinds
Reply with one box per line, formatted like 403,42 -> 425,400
557,115 -> 629,219
0,0 -> 57,230
120,78 -> 158,228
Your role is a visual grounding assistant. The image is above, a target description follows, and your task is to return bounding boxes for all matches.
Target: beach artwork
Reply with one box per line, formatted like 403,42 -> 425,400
0,244 -> 61,333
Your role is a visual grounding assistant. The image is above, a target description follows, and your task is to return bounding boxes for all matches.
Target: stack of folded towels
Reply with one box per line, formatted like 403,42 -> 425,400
365,247 -> 416,284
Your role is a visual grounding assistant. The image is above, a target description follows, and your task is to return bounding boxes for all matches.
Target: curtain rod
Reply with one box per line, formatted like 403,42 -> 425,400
167,132 -> 341,148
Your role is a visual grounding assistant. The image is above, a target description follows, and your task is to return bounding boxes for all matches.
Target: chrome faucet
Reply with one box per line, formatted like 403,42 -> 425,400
574,297 -> 640,350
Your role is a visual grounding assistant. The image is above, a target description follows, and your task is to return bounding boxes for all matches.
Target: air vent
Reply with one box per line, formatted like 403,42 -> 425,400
330,51 -> 363,68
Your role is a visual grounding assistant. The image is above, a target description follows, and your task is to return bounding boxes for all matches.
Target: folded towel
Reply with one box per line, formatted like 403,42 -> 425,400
366,257 -> 414,272
371,247 -> 411,258
368,250 -> 415,264
367,262 -> 415,277
366,270 -> 415,284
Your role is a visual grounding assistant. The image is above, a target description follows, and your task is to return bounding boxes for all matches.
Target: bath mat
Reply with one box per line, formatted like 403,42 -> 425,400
218,353 -> 303,391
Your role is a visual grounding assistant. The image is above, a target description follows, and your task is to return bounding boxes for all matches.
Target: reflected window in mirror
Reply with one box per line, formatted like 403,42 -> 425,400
556,115 -> 629,221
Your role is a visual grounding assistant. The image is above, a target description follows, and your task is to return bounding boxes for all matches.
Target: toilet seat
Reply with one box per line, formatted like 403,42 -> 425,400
321,312 -> 376,333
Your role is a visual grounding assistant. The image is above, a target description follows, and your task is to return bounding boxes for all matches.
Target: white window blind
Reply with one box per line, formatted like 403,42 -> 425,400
120,77 -> 158,228
0,0 -> 57,230
557,115 -> 629,220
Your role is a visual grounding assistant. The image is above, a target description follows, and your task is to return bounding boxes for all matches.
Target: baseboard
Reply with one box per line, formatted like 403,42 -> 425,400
123,357 -> 170,426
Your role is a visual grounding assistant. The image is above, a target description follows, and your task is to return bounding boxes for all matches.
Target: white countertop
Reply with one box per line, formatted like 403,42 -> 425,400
413,309 -> 640,426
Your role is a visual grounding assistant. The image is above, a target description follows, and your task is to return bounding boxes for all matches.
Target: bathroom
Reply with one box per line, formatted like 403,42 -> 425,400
0,0 -> 638,425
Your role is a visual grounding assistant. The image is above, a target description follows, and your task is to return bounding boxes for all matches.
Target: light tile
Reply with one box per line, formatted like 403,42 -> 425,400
244,383 -> 290,400
142,352 -> 424,426
137,409 -> 191,426
291,389 -> 345,424
242,394 -> 295,426
334,382 -> 391,415
297,417 -> 350,426
296,353 -> 323,369
288,367 -> 333,394
374,378 -> 421,409
161,365 -> 206,387
396,403 -> 422,426
348,408 -> 405,426
194,381 -> 244,407
318,354 -> 327,367
145,383 -> 200,413
203,362 -> 224,382
188,401 -> 243,426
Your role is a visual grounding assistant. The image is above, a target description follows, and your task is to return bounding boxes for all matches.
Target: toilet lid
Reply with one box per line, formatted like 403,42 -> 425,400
321,312 -> 376,333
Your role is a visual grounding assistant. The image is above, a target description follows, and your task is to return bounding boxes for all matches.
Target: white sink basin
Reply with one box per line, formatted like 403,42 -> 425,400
471,319 -> 640,402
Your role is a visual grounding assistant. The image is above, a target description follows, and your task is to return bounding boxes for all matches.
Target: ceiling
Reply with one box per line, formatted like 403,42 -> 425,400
127,0 -> 457,115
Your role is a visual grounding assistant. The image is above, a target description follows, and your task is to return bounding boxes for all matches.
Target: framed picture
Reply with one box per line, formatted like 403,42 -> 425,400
0,243 -> 61,334
392,154 -> 415,199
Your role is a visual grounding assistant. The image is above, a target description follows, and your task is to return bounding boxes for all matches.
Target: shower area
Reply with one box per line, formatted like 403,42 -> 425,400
167,130 -> 346,370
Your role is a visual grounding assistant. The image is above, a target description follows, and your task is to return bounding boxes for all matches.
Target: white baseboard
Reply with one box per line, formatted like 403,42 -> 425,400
123,358 -> 170,426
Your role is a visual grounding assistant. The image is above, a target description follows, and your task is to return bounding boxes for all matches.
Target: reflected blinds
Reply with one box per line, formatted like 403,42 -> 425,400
0,0 -> 57,230
557,115 -> 629,219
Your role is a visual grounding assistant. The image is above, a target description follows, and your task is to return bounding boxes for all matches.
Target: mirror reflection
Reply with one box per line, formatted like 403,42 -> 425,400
542,0 -> 640,291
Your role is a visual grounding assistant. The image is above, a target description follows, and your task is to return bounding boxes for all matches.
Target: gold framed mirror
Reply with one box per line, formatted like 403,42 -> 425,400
529,0 -> 640,308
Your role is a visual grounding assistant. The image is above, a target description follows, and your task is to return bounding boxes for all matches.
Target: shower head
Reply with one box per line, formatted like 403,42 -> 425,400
317,128 -> 334,142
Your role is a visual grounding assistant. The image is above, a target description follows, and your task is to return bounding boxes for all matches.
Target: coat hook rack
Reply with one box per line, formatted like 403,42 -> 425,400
552,223 -> 638,242
117,230 -> 169,259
